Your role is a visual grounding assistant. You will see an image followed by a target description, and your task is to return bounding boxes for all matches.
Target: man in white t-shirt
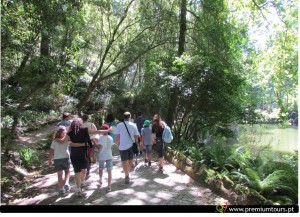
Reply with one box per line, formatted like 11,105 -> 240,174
115,111 -> 139,184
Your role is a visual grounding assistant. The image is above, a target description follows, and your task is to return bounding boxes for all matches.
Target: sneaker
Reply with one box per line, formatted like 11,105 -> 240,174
148,161 -> 151,166
64,184 -> 71,192
80,183 -> 85,190
76,190 -> 82,197
58,189 -> 66,196
125,176 -> 130,184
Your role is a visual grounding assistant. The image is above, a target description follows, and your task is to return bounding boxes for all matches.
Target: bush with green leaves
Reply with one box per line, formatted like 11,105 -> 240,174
19,147 -> 40,167
169,135 -> 298,205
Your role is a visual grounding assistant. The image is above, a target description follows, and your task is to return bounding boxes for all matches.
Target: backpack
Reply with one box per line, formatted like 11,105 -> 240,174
162,123 -> 173,144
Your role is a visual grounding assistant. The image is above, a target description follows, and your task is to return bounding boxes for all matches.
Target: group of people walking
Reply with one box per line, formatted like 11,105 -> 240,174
49,111 -> 168,197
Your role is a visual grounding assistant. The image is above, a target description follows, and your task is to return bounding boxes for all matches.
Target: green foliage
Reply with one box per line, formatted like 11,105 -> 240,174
19,147 -> 40,167
169,133 -> 298,205
0,177 -> 12,186
202,137 -> 234,170
19,56 -> 59,88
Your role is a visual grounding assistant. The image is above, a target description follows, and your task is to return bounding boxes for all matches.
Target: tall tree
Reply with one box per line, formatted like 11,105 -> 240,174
74,0 -> 177,113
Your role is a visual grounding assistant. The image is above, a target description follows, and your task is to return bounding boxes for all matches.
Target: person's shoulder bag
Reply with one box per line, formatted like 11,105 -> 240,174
123,122 -> 138,153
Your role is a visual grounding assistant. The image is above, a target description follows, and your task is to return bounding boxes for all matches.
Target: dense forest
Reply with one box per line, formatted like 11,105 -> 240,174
1,0 -> 298,205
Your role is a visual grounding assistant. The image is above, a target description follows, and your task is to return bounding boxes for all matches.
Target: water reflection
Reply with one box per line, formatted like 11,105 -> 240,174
237,124 -> 298,152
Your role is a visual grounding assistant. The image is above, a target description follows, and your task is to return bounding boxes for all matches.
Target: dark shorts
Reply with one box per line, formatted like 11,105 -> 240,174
119,148 -> 134,161
71,155 -> 88,173
156,137 -> 164,158
53,158 -> 71,172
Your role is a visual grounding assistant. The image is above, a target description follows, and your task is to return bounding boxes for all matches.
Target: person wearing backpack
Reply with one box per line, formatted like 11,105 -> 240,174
151,114 -> 166,173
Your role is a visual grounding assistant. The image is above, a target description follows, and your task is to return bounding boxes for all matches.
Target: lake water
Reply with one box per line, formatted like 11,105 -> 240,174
237,124 -> 298,152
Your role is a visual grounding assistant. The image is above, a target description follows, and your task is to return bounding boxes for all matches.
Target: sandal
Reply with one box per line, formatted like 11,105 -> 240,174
106,187 -> 111,192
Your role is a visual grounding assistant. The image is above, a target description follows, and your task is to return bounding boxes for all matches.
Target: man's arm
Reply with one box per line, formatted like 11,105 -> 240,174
116,134 -> 120,146
134,135 -> 139,144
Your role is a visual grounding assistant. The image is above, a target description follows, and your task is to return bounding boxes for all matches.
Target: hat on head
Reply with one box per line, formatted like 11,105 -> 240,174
101,124 -> 110,130
144,120 -> 150,126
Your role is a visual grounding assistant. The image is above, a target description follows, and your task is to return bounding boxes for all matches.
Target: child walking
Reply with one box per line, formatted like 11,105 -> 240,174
49,126 -> 71,196
95,124 -> 114,192
141,120 -> 153,166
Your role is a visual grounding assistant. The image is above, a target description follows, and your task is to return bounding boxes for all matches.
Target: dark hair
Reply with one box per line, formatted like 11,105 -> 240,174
55,128 -> 66,139
137,112 -> 142,117
152,119 -> 163,132
152,114 -> 162,122
82,114 -> 89,122
62,113 -> 70,120
105,114 -> 115,123
152,114 -> 163,132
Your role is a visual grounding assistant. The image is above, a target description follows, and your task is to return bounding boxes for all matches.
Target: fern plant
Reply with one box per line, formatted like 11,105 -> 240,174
19,147 -> 40,167
231,167 -> 297,205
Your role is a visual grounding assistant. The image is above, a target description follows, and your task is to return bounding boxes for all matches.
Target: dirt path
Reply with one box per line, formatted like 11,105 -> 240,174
1,123 -> 229,207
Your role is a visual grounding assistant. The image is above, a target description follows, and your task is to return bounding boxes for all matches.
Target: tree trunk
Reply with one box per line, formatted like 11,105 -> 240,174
178,0 -> 187,56
166,0 -> 187,127
41,30 -> 50,56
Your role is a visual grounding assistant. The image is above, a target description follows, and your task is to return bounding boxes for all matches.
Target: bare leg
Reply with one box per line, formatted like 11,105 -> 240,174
80,169 -> 87,183
64,169 -> 70,185
129,159 -> 133,171
107,169 -> 112,188
159,157 -> 164,167
148,153 -> 152,162
74,172 -> 81,188
99,169 -> 103,185
121,160 -> 129,177
57,170 -> 64,189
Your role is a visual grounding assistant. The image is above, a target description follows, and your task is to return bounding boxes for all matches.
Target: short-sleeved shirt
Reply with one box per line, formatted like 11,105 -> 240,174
50,140 -> 70,159
134,117 -> 145,133
115,121 -> 139,151
105,121 -> 118,142
98,135 -> 114,161
141,126 -> 152,145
